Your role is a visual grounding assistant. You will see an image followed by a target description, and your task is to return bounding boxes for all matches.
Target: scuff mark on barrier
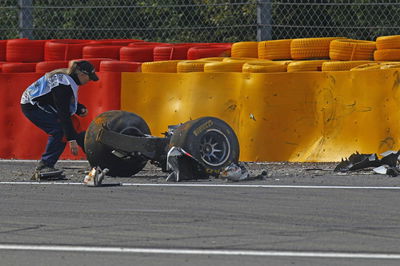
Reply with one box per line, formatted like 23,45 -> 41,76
379,136 -> 395,150
285,142 -> 298,146
392,71 -> 400,92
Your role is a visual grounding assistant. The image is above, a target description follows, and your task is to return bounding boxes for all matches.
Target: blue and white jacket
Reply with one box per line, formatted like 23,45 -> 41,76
21,73 -> 79,115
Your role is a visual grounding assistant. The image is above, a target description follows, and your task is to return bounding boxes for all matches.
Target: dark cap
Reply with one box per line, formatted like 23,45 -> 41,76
75,60 -> 99,81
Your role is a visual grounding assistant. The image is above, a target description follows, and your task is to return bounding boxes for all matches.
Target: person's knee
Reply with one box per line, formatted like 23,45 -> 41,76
49,128 -> 64,141
76,131 -> 86,149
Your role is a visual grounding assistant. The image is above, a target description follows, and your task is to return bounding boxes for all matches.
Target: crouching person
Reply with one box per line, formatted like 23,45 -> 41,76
20,60 -> 99,178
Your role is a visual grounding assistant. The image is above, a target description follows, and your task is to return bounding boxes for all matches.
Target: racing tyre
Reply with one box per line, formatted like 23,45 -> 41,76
84,110 -> 151,177
170,117 -> 239,176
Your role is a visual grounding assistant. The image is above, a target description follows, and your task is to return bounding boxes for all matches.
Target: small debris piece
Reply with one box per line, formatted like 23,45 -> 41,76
166,146 -> 208,182
84,167 -> 109,186
335,150 -> 400,176
220,162 -> 249,182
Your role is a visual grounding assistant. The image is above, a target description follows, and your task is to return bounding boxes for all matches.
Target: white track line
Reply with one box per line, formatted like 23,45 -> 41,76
0,160 -> 88,163
0,181 -> 400,190
0,244 -> 399,259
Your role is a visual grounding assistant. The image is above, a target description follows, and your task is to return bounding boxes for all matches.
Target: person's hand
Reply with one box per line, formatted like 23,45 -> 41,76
78,107 -> 88,117
69,140 -> 79,155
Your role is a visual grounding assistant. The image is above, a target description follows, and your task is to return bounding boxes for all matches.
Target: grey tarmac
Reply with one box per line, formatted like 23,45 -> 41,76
0,160 -> 399,266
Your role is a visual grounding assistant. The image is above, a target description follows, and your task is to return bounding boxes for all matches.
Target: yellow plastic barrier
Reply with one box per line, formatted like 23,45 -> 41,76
121,69 -> 400,162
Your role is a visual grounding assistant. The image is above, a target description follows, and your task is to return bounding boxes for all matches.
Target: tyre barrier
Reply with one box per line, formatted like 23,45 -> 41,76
231,41 -> 258,58
329,39 -> 376,61
0,62 -> 7,72
127,42 -> 169,47
187,46 -> 231,60
72,58 -> 115,71
44,39 -> 91,61
2,62 -> 37,73
36,61 -> 69,73
99,61 -> 142,72
321,61 -> 372,71
82,45 -> 122,60
177,60 -> 213,72
287,60 -> 328,72
120,45 -> 158,62
93,39 -> 144,46
204,61 -> 245,72
258,39 -> 292,60
350,62 -> 400,71
0,40 -> 7,61
378,62 -> 400,69
141,60 -> 180,73
242,61 -> 288,73
290,37 -> 341,60
376,35 -> 400,50
153,44 -> 192,61
196,57 -> 226,61
222,57 -> 266,62
6,39 -> 46,62
374,49 -> 400,61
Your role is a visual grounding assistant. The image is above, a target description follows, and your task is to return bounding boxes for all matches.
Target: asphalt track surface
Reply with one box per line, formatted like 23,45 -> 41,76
0,160 -> 400,266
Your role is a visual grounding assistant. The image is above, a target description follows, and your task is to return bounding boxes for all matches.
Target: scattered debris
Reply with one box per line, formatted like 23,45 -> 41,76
334,150 -> 400,177
220,162 -> 249,181
373,165 -> 400,177
166,147 -> 268,182
220,162 -> 268,182
84,166 -> 109,186
166,146 -> 208,182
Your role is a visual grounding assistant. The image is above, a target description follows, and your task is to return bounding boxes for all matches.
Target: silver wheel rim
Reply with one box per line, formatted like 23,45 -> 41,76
199,129 -> 230,167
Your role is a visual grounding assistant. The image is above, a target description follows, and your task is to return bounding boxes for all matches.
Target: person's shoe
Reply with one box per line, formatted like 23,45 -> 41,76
32,161 -> 62,180
39,166 -> 60,174
35,160 -> 50,171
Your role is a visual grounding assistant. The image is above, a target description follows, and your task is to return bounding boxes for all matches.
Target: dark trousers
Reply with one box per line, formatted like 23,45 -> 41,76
21,104 -> 85,167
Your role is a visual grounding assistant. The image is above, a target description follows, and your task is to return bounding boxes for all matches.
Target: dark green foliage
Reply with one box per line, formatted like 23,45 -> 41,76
0,0 -> 398,41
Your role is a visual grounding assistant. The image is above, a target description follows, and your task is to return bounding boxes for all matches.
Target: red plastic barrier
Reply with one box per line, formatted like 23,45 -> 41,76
6,39 -> 46,62
36,61 -> 69,73
0,71 -> 122,159
2,63 -> 37,73
0,40 -> 7,61
82,45 -> 122,60
99,61 -> 141,72
187,45 -> 231,59
0,73 -> 45,159
44,39 -> 91,61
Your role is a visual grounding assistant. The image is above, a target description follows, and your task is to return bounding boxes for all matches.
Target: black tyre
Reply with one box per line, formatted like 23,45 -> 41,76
84,110 -> 151,177
169,117 -> 239,176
